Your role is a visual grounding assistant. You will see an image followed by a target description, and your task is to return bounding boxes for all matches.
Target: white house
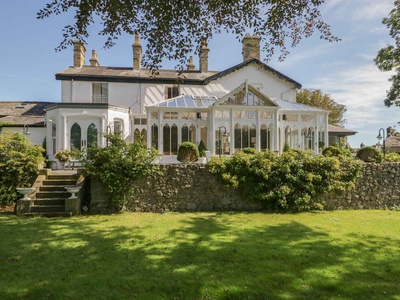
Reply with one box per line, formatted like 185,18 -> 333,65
1,34 -> 338,160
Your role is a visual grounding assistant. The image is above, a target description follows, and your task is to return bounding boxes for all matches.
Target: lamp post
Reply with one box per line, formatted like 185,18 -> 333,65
218,126 -> 227,158
377,128 -> 386,158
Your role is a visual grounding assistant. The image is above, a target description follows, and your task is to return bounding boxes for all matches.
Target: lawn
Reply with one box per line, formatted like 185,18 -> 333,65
0,210 -> 399,299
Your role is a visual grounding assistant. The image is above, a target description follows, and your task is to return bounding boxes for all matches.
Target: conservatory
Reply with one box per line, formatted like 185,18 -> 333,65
145,83 -> 329,156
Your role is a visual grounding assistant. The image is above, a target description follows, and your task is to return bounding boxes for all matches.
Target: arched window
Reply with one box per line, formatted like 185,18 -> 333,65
134,129 -> 141,143
141,129 -> 147,144
200,126 -> 207,149
189,125 -> 196,144
163,124 -> 171,154
182,124 -> 189,143
70,123 -> 81,151
260,124 -> 269,151
171,124 -> 178,154
249,124 -> 256,148
234,123 -> 241,151
87,123 -> 98,148
151,124 -> 158,150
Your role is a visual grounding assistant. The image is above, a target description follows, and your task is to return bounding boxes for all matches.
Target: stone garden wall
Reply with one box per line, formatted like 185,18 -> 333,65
89,163 -> 400,214
323,163 -> 400,210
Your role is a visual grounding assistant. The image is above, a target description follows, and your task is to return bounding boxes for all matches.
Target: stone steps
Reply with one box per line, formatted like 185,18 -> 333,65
22,171 -> 80,217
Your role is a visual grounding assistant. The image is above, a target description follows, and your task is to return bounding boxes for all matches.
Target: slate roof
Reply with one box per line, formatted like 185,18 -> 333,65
328,124 -> 357,136
0,101 -> 53,126
55,59 -> 302,88
56,66 -> 218,84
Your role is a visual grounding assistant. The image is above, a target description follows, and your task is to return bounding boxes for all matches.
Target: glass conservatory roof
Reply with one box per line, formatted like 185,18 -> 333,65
149,95 -> 218,108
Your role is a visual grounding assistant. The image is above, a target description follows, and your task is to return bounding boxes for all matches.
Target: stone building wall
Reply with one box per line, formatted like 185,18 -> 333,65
89,163 -> 400,214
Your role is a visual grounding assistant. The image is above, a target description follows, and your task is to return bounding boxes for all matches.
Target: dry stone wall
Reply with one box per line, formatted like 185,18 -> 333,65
323,163 -> 400,210
89,163 -> 400,214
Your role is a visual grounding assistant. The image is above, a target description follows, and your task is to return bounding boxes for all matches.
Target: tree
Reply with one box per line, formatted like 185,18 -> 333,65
296,88 -> 347,126
0,131 -> 45,207
37,0 -> 339,70
374,0 -> 400,107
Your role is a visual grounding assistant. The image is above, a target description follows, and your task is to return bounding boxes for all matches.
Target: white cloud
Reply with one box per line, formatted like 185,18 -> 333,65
351,1 -> 393,21
309,63 -> 396,128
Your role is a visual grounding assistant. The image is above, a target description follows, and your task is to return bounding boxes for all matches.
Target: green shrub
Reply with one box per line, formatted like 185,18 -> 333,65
0,131 -> 45,206
283,143 -> 291,152
208,149 -> 363,212
81,133 -> 160,211
241,147 -> 258,155
384,152 -> 400,162
356,146 -> 383,163
198,140 -> 207,157
322,146 -> 343,157
177,142 -> 199,163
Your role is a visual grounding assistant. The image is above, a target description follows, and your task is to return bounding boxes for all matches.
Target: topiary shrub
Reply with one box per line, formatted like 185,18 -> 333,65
356,146 -> 383,163
242,147 -> 257,155
0,131 -> 45,207
322,146 -> 343,157
198,140 -> 207,157
177,142 -> 199,163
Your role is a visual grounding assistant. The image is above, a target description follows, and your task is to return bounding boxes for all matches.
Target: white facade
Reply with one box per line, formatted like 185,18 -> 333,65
45,36 -> 329,159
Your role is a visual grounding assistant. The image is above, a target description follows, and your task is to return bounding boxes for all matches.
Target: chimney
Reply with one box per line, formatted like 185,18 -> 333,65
132,32 -> 142,70
199,40 -> 210,73
73,40 -> 86,68
89,50 -> 100,66
187,56 -> 195,70
242,34 -> 261,62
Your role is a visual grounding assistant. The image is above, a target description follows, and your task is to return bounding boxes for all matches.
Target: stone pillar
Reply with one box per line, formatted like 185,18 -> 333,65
132,32 -> 142,70
89,50 -> 100,66
199,41 -> 210,73
242,34 -> 261,62
73,40 -> 86,68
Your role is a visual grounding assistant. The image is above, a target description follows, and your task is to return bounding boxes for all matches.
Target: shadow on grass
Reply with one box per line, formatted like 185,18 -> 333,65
0,213 -> 399,299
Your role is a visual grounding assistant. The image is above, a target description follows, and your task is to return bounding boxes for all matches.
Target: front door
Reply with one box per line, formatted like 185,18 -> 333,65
68,117 -> 101,151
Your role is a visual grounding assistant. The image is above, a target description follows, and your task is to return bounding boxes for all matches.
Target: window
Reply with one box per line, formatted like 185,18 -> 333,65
134,118 -> 147,125
92,83 -> 108,103
165,85 -> 179,99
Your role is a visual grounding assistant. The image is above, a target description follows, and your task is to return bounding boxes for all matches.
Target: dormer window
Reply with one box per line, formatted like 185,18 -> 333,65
92,83 -> 108,103
165,85 -> 179,99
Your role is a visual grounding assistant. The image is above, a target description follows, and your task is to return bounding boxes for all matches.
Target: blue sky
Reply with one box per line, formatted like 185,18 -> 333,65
1,0 -> 399,148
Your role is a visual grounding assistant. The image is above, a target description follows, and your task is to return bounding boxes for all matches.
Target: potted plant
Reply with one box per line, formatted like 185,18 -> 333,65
54,149 -> 72,169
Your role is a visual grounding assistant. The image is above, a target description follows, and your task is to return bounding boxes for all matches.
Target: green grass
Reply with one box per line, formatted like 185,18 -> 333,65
1,211 -> 399,299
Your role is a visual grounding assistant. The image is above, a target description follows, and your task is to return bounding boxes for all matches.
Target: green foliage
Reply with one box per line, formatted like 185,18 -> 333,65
38,1 -> 338,70
0,131 -> 45,206
356,146 -> 383,163
242,147 -> 258,155
177,142 -> 199,163
296,89 -> 347,126
208,149 -> 363,212
384,152 -> 400,162
81,133 -> 160,211
197,140 -> 207,157
283,143 -> 291,152
322,146 -> 350,157
374,0 -> 400,107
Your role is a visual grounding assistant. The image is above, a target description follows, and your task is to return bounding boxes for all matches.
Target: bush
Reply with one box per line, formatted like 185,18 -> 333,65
0,131 -> 45,206
198,140 -> 207,157
241,147 -> 258,155
81,133 -> 160,211
356,146 -> 383,163
384,152 -> 400,162
322,146 -> 343,157
177,142 -> 199,163
208,149 -> 363,212
283,143 -> 291,152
